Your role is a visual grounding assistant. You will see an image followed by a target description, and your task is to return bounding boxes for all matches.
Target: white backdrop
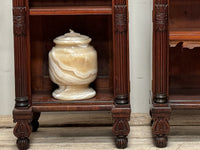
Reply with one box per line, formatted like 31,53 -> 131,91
0,0 -> 153,115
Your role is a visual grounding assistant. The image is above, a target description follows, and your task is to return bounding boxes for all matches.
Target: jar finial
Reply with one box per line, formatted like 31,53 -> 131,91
69,29 -> 74,33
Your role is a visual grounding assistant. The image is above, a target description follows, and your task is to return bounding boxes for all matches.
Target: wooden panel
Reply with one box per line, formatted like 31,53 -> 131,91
169,43 -> 200,95
169,0 -> 200,31
29,0 -> 112,7
30,6 -> 112,15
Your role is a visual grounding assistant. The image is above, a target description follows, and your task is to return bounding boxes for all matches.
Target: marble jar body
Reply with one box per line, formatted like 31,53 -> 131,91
49,30 -> 97,100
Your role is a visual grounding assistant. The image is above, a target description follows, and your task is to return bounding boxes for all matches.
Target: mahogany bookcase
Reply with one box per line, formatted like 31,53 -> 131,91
152,0 -> 200,148
12,0 -> 131,149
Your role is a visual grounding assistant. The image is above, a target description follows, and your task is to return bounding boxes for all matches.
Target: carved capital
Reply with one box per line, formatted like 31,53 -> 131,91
155,0 -> 168,31
13,7 -> 26,36
114,5 -> 127,33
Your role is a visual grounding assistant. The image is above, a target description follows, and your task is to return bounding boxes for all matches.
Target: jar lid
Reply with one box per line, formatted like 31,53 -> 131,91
54,29 -> 91,45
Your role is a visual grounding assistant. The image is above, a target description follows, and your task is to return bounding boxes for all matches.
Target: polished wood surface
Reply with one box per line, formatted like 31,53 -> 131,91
152,0 -> 200,148
12,0 -> 130,149
30,6 -> 112,15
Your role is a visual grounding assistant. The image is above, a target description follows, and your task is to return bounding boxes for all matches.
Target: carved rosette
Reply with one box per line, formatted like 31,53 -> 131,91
13,7 -> 26,36
155,0 -> 168,32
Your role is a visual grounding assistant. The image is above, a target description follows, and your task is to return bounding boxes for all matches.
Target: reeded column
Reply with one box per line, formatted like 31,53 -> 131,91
113,0 -> 129,105
112,0 -> 130,148
13,1 -> 32,149
152,0 -> 171,148
13,0 -> 30,107
153,0 -> 169,104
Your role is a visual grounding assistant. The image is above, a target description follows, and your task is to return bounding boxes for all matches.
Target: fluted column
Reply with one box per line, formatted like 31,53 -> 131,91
113,0 -> 129,105
13,0 -> 30,107
153,0 -> 169,104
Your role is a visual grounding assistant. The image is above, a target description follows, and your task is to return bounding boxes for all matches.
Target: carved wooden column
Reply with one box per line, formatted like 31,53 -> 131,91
112,0 -> 130,148
113,0 -> 129,105
152,0 -> 171,147
13,0 -> 32,149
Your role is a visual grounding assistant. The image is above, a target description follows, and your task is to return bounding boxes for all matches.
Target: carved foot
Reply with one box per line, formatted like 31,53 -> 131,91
115,136 -> 128,149
31,112 -> 40,132
13,108 -> 32,150
151,106 -> 171,148
17,138 -> 30,150
112,108 -> 130,149
154,135 -> 168,148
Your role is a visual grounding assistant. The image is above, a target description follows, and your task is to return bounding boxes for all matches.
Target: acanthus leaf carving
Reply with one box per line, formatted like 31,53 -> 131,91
13,7 -> 26,36
155,0 -> 168,32
113,119 -> 130,136
152,117 -> 170,135
13,120 -> 32,138
114,5 -> 128,33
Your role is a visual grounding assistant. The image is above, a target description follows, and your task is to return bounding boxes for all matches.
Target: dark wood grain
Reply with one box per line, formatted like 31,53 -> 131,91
13,0 -> 130,149
152,0 -> 200,148
113,0 -> 129,105
30,6 -> 112,15
29,0 -> 112,7
13,1 -> 30,107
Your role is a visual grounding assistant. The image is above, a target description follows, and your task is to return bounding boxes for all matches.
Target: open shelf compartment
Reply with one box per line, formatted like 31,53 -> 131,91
30,15 -> 114,106
169,0 -> 200,99
29,0 -> 112,15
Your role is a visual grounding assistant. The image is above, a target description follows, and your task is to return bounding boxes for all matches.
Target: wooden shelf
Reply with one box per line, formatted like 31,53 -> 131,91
29,6 -> 112,15
32,90 -> 114,103
169,95 -> 200,109
170,31 -> 200,49
32,91 -> 114,112
170,31 -> 200,41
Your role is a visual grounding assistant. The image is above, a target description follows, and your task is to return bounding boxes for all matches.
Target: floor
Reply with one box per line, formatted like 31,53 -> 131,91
0,112 -> 200,150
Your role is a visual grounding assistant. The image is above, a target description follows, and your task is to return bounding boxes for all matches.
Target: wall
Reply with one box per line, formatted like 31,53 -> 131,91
0,0 -> 153,115
129,0 -> 153,113
0,0 -> 15,115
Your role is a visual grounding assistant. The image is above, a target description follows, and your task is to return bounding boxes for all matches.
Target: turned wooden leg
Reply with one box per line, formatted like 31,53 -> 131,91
31,112 -> 40,132
151,106 -> 171,148
112,108 -> 131,149
13,108 -> 32,150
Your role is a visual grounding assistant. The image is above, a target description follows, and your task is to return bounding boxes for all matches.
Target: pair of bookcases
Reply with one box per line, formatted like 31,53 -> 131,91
12,0 -> 200,149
